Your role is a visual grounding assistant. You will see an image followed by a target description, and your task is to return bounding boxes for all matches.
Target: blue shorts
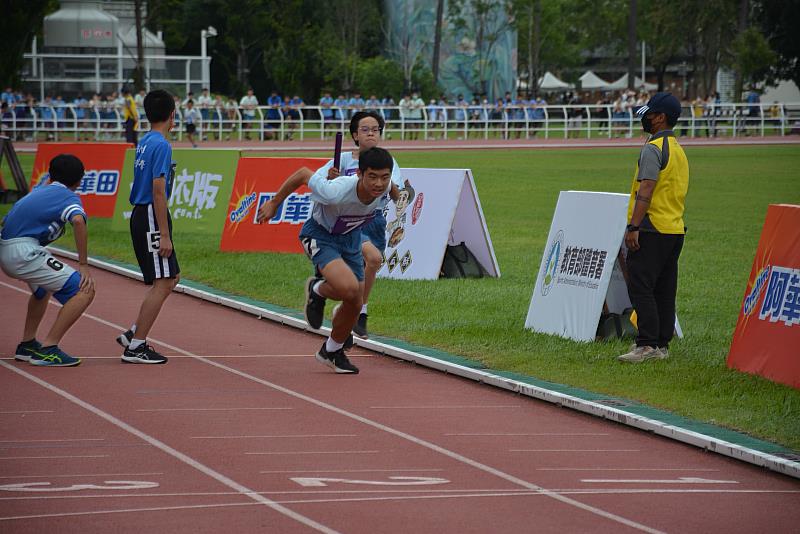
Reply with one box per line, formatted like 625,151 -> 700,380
299,218 -> 365,281
360,210 -> 387,252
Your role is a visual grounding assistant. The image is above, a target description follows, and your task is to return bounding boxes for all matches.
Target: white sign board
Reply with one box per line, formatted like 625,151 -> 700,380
525,191 -> 629,342
378,168 -> 499,280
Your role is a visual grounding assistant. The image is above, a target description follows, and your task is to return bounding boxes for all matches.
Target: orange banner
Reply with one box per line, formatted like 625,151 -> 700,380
31,143 -> 130,218
219,157 -> 327,253
727,204 -> 800,389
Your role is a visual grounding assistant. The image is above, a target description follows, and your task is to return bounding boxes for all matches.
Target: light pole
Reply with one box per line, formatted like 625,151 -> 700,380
200,26 -> 217,91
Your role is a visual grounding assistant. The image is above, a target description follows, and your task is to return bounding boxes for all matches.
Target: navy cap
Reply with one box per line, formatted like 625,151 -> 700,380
636,92 -> 682,120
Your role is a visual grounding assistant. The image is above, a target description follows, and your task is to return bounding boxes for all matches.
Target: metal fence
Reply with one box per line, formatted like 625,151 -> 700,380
1,102 -> 796,143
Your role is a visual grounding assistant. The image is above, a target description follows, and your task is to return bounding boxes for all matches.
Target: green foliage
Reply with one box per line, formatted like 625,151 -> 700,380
755,0 -> 800,88
354,57 -> 405,99
729,27 -> 778,88
0,0 -> 57,88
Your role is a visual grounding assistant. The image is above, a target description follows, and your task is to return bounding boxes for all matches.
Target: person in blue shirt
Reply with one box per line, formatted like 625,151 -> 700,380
319,92 -> 334,122
0,154 -> 95,367
333,94 -> 348,121
115,89 -> 179,365
266,90 -> 283,135
256,146 -> 395,374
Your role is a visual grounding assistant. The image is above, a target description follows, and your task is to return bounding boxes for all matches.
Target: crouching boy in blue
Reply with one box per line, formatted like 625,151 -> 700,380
257,147 -> 394,374
0,154 -> 95,366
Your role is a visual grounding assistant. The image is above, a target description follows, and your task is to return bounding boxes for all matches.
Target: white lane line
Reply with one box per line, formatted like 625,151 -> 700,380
192,434 -> 357,439
446,433 -> 610,436
0,472 -> 164,479
0,439 -> 105,444
136,407 -> 292,412
246,451 -> 380,456
370,405 -> 521,409
538,468 -> 721,472
3,487 -> 800,522
260,469 -> 444,474
0,411 -> 54,415
511,449 -> 640,452
0,279 -> 664,534
581,478 -> 739,484
0,370 -> 336,534
0,455 -> 109,460
2,487 -> 799,502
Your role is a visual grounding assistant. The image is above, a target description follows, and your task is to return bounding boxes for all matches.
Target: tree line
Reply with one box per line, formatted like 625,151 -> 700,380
1,0 -> 797,102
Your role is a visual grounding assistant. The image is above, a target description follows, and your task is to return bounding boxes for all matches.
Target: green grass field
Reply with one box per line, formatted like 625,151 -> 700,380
3,145 -> 800,451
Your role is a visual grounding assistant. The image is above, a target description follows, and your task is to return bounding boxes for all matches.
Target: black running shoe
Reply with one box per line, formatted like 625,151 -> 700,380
116,329 -> 134,348
122,343 -> 168,364
304,277 -> 326,330
352,313 -> 369,338
315,343 -> 359,374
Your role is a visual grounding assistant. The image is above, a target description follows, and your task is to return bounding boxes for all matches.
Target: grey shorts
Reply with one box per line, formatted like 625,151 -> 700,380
0,237 -> 81,304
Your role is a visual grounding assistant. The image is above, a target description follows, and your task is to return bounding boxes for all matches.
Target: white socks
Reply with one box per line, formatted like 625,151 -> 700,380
313,280 -> 324,297
361,304 -> 368,314
129,338 -> 145,350
326,337 -> 344,352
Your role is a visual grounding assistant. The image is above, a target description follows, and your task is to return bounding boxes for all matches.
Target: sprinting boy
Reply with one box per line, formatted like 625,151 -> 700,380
256,147 -> 395,374
115,89 -> 179,364
0,154 -> 95,366
258,111 -> 403,339
327,111 -> 404,338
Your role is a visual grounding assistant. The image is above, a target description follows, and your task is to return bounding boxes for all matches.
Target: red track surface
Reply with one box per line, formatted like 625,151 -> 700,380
1,265 -> 799,533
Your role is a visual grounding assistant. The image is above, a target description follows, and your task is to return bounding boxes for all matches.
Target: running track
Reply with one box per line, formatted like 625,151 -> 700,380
1,264 -> 799,533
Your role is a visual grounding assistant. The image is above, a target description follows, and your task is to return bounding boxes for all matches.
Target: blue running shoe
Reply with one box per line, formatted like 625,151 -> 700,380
15,340 -> 42,362
29,346 -> 82,367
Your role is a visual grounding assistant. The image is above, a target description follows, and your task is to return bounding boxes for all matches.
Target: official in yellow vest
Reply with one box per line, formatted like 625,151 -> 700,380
121,86 -> 139,145
619,92 -> 689,363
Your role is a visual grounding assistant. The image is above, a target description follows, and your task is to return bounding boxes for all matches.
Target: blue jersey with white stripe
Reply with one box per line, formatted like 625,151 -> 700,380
1,182 -> 86,245
131,131 -> 174,205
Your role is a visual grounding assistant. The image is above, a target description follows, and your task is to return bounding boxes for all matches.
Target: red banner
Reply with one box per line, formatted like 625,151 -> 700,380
31,143 -> 130,218
727,204 -> 800,389
219,157 -> 327,253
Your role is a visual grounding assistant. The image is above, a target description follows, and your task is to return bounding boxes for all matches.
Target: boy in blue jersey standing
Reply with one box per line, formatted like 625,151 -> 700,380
1,154 -> 95,366
256,147 -> 395,374
115,89 -> 179,364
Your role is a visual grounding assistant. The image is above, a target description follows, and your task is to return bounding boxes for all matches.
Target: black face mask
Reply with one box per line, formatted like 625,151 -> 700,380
641,115 -> 653,134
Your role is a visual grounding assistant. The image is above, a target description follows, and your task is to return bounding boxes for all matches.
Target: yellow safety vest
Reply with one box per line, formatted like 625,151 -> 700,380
627,133 -> 689,234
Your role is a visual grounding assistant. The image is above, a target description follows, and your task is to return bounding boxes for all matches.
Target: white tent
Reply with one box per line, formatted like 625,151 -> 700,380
606,73 -> 657,91
579,70 -> 611,90
538,71 -> 574,91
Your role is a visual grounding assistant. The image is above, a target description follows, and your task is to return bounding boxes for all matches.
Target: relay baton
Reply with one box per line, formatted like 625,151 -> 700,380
333,132 -> 343,171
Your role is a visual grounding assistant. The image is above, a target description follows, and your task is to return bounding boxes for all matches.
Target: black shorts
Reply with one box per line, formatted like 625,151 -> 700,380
186,124 -> 197,134
130,204 -> 180,285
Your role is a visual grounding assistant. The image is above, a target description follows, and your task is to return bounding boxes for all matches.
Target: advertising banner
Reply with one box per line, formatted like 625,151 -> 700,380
220,157 -> 327,253
31,143 -> 129,217
379,168 -> 499,280
112,149 -> 240,237
525,191 -> 629,342
727,204 -> 800,389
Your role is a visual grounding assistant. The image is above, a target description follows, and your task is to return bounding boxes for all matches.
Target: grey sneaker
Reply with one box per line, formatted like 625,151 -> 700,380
618,345 -> 665,363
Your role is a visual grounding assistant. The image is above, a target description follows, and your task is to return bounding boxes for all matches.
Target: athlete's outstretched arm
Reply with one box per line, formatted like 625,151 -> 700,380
256,167 -> 313,223
70,214 -> 94,292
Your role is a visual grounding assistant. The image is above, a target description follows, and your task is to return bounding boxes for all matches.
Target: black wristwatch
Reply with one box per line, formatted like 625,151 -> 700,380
626,224 -> 640,232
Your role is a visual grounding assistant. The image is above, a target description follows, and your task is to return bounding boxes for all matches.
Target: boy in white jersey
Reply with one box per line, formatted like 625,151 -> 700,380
0,154 -> 95,366
256,147 -> 394,374
258,111 -> 403,340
